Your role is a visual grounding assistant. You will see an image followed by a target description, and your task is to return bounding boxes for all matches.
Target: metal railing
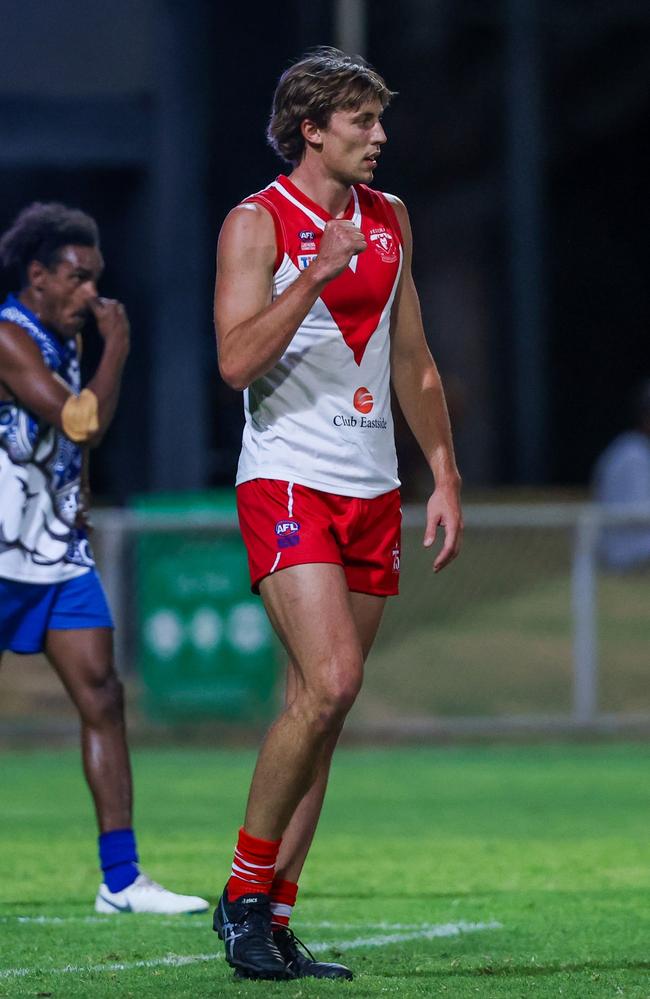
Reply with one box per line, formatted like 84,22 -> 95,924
91,502 -> 650,736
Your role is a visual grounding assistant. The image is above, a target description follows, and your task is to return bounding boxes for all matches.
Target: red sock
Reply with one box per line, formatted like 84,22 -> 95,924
270,877 -> 299,929
227,827 -> 281,901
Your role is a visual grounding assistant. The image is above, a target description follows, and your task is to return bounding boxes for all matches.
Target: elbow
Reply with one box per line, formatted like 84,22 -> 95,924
64,423 -> 103,446
61,390 -> 99,443
218,356 -> 249,392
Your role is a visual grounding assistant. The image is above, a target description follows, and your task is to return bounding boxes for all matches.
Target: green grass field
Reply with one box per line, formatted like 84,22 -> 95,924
2,745 -> 650,998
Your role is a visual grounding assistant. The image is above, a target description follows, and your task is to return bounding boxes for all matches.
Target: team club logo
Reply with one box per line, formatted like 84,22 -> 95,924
353,387 -> 374,414
370,227 -> 398,263
275,519 -> 301,549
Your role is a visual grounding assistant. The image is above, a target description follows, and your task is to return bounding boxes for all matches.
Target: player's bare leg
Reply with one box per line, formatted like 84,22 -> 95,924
44,627 -> 132,832
274,590 -> 386,883
258,588 -> 384,980
244,563 -> 366,840
214,563 -> 366,979
45,625 -> 209,915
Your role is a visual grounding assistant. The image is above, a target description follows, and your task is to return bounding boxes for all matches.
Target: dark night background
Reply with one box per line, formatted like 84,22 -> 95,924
0,0 -> 648,502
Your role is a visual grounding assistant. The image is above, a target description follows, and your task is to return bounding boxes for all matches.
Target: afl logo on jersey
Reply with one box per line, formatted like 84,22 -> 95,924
298,230 -> 317,251
275,520 -> 301,548
353,387 -> 374,414
370,227 -> 398,263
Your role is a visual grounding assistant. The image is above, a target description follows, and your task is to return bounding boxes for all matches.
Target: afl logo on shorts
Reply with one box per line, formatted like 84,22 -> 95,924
275,520 -> 301,549
353,387 -> 374,414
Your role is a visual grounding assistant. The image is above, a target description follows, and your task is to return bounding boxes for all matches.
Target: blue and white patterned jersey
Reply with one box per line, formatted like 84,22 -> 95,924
0,294 -> 94,582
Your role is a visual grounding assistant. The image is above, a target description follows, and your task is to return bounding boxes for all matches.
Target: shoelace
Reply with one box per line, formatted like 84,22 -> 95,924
133,874 -> 165,892
281,928 -> 317,964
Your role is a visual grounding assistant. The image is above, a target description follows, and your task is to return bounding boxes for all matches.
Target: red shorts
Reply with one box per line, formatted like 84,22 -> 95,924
236,479 -> 401,596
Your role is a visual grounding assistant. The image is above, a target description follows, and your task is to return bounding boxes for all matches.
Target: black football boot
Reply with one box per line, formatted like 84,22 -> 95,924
273,926 -> 354,980
213,889 -> 288,980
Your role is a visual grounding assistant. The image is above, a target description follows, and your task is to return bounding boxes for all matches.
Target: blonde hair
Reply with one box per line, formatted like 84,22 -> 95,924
267,47 -> 395,165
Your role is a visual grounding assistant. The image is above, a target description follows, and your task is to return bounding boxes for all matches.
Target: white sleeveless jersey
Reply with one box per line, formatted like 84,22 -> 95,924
235,175 -> 403,498
0,295 -> 94,583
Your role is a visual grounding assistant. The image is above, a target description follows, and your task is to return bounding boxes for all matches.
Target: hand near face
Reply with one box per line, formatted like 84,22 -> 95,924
88,297 -> 130,350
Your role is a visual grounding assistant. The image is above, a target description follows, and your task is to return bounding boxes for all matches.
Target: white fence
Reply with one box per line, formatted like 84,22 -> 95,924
91,502 -> 650,737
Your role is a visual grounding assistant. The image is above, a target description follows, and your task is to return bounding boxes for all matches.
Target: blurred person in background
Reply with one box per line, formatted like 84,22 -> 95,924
0,203 -> 208,915
212,48 -> 462,981
592,378 -> 650,570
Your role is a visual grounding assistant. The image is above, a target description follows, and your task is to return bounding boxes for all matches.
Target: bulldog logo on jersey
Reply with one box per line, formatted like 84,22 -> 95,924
370,227 -> 398,264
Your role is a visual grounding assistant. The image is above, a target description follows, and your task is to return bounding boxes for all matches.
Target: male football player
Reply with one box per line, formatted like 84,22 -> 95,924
0,202 -> 208,915
212,48 -> 462,979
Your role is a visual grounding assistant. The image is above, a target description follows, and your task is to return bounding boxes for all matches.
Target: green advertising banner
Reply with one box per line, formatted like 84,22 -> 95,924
134,492 -> 278,720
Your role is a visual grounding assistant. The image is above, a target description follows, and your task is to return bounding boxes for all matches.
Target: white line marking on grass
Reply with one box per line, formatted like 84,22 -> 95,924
301,920 -> 484,931
309,921 -> 503,953
4,916 -> 495,933
1,915 -> 206,927
3,916 -> 108,925
0,919 -> 501,980
0,953 -> 222,979
2,916 -> 490,932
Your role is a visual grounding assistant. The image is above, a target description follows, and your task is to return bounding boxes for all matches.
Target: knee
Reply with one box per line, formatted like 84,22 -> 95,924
78,669 -> 125,727
309,660 -> 363,734
314,690 -> 356,733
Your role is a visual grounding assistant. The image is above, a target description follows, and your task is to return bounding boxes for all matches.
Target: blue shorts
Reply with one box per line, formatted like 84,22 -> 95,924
0,570 -> 114,654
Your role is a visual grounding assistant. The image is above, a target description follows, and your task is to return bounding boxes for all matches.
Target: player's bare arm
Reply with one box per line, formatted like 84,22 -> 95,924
0,298 -> 129,445
388,195 -> 463,572
215,203 -> 366,390
85,297 -> 130,444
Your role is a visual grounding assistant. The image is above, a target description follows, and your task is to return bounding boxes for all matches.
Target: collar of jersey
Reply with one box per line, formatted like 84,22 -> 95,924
4,293 -> 70,345
2,293 -> 71,366
276,174 -> 357,225
4,293 -> 44,331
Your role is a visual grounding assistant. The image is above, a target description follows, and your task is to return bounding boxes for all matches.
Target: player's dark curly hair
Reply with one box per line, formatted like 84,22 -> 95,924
267,47 -> 395,165
0,202 -> 99,287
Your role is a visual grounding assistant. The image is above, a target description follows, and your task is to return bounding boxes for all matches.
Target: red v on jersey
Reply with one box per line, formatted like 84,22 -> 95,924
248,176 -> 403,366
319,246 -> 397,366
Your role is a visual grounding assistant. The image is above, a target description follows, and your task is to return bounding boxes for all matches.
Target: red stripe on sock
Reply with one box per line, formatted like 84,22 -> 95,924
227,827 -> 281,901
270,877 -> 299,928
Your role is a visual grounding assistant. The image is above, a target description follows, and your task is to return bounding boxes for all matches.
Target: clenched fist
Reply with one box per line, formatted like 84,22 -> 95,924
311,219 -> 367,282
88,297 -> 130,352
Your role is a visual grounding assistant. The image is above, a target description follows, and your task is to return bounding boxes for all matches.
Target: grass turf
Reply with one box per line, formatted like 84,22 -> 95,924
1,744 -> 650,997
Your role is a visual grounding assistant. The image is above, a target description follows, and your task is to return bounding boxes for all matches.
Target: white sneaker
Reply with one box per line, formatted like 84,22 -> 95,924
94,873 -> 209,915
